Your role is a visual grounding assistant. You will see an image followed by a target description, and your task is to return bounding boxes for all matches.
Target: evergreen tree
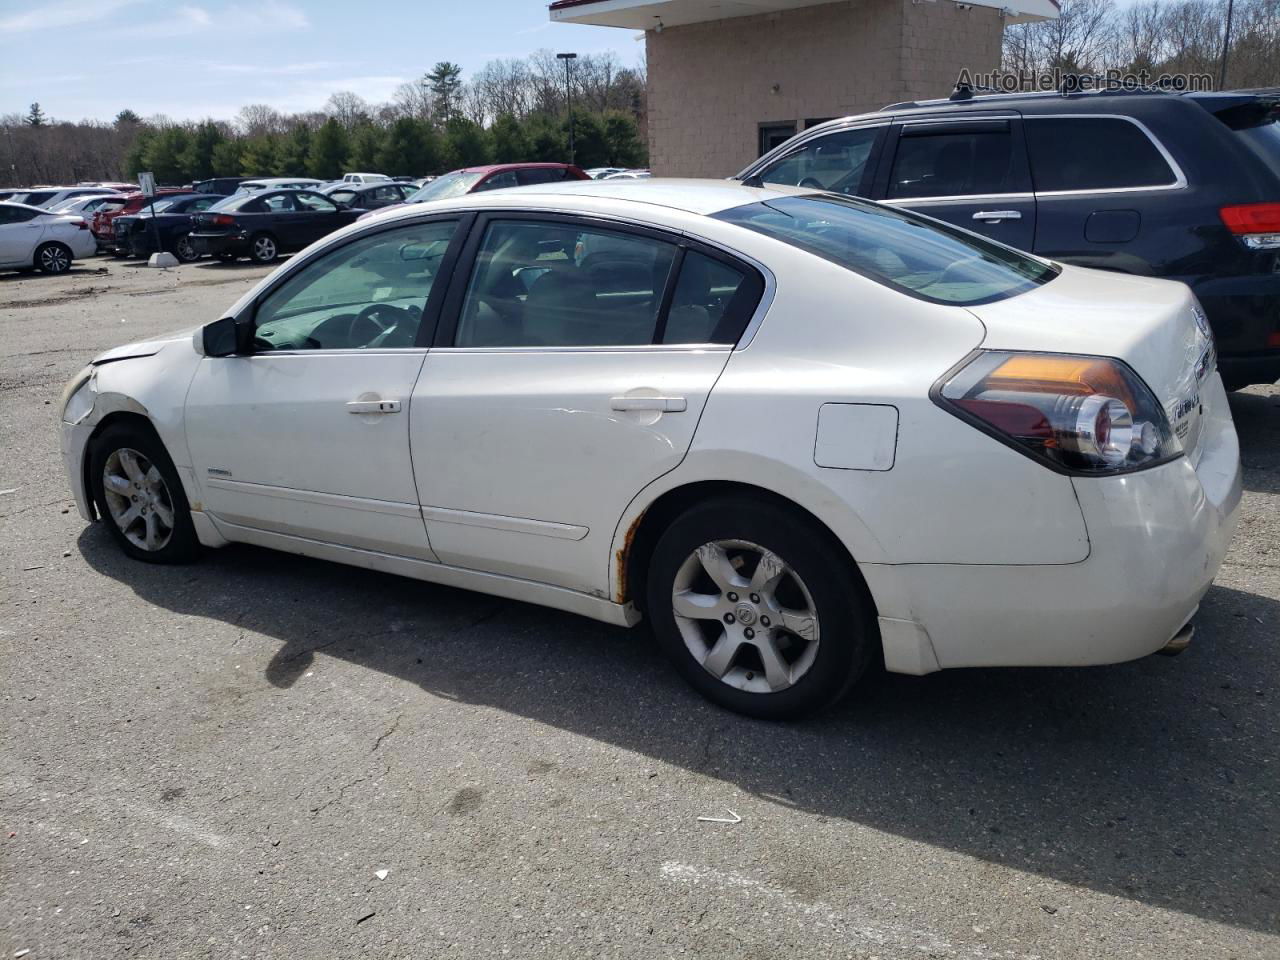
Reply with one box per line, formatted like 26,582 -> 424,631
426,62 -> 463,123
183,121 -> 226,181
143,127 -> 192,184
25,103 -> 47,127
570,112 -> 610,169
114,109 -> 142,127
603,111 -> 646,167
522,114 -> 566,163
442,116 -> 490,169
240,135 -> 282,177
490,113 -> 529,163
123,128 -> 155,179
274,125 -> 313,176
347,123 -> 385,172
211,139 -> 245,177
307,118 -> 350,180
377,118 -> 439,176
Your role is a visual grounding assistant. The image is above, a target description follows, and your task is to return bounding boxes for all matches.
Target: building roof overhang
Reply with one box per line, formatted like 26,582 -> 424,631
549,0 -> 1059,28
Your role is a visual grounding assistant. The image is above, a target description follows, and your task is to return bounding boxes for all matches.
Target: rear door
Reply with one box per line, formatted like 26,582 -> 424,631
409,212 -> 765,596
0,205 -> 45,265
876,116 -> 1037,251
1021,114 -> 1184,270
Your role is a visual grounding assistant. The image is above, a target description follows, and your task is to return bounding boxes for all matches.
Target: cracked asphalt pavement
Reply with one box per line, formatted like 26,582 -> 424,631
2,258 -> 1278,959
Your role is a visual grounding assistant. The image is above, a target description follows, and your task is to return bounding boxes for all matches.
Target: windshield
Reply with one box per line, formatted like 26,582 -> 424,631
142,198 -> 179,214
405,171 -> 484,203
714,194 -> 1058,306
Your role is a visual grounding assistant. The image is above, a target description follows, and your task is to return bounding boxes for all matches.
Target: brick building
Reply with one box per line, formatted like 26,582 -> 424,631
549,0 -> 1058,177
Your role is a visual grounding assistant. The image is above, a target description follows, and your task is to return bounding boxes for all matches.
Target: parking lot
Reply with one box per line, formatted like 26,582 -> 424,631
1,257 -> 1278,958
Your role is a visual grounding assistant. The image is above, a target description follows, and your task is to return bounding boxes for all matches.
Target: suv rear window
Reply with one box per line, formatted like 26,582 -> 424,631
1025,117 -> 1177,192
714,194 -> 1057,306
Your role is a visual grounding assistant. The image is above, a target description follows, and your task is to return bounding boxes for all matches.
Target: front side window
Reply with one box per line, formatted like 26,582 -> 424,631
756,126 -> 882,196
888,129 -> 1017,199
474,171 -> 519,192
1025,117 -> 1178,192
406,171 -> 485,203
714,194 -> 1057,306
253,220 -> 457,351
454,220 -> 677,347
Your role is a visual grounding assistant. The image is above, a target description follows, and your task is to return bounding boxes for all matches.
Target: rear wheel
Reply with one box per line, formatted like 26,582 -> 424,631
249,233 -> 278,264
89,423 -> 199,564
173,233 -> 199,262
35,242 -> 72,274
645,497 -> 875,719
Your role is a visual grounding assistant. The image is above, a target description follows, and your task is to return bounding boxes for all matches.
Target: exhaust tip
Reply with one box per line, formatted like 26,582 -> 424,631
1158,623 -> 1194,657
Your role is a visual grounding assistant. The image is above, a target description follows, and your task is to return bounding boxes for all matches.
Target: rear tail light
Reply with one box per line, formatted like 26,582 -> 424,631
1220,203 -> 1280,250
211,214 -> 235,227
935,352 -> 1179,475
75,220 -> 88,230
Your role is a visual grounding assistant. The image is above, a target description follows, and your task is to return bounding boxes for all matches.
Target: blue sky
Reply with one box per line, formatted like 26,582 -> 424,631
0,0 -> 642,123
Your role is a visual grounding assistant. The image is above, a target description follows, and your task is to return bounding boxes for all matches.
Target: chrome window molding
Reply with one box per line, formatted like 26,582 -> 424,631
885,193 -> 1035,204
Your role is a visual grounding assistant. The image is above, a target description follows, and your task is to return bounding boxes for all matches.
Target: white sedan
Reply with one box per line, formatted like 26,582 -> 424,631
1,202 -> 97,274
59,180 -> 1242,718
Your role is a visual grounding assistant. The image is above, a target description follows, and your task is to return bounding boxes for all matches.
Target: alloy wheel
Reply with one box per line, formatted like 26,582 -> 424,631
252,236 -> 276,261
39,244 -> 70,273
670,539 -> 820,694
175,235 -> 197,262
101,447 -> 175,552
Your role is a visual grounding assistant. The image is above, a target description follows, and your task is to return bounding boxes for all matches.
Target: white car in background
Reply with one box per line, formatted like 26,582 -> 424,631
1,202 -> 96,274
12,186 -> 118,209
50,194 -> 127,219
58,180 -> 1240,718
341,172 -> 392,183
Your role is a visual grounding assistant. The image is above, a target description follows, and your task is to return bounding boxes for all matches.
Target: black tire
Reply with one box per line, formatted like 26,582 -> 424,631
35,242 -> 72,274
645,497 -> 876,720
88,422 -> 200,564
248,232 -> 278,264
173,233 -> 199,263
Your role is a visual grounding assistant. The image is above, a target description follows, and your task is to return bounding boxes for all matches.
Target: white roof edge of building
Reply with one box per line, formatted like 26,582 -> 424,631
550,0 -> 1059,29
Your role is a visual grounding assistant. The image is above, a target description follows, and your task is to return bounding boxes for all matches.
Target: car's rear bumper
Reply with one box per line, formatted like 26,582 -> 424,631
191,233 -> 248,256
863,372 -> 1242,673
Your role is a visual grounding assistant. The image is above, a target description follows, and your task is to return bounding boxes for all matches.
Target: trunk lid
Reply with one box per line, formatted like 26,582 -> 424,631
966,264 -> 1216,464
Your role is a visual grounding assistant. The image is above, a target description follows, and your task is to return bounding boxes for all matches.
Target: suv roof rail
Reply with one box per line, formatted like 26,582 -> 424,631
881,83 -> 1181,114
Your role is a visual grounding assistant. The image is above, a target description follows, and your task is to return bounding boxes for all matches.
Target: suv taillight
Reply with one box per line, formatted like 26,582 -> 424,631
935,352 -> 1179,475
1220,203 -> 1280,250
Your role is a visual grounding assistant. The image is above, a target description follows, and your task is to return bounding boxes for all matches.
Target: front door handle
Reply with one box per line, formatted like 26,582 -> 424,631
972,210 -> 1022,222
610,396 -> 687,413
347,399 -> 401,414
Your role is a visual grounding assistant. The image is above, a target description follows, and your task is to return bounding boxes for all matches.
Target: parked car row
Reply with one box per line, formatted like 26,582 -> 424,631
0,201 -> 97,273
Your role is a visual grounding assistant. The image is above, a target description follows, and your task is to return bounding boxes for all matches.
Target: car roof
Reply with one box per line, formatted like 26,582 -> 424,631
0,201 -> 55,214
392,177 -> 813,218
458,162 -> 576,174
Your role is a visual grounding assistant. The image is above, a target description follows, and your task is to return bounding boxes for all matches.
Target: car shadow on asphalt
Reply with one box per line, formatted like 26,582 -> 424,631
78,519 -> 1279,936
1228,390 -> 1280,494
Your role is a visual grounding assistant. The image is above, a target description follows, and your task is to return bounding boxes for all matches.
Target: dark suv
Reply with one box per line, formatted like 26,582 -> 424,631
738,88 -> 1280,389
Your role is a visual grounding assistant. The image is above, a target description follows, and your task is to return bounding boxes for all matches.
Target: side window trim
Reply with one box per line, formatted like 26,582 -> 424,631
879,114 -> 1032,202
432,210 -> 766,351
755,123 -> 888,197
1024,113 -> 1187,197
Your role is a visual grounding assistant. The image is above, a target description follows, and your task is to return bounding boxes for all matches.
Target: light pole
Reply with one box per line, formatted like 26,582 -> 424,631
557,52 -> 578,165
1218,0 -> 1235,90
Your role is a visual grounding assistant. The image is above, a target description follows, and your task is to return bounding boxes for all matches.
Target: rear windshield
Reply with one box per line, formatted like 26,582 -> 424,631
713,194 -> 1058,305
1204,96 -> 1280,178
1235,120 -> 1280,179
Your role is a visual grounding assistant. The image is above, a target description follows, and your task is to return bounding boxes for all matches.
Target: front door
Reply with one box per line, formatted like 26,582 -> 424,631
877,117 -> 1037,251
185,217 -> 462,558
292,191 -> 353,246
409,213 -> 764,596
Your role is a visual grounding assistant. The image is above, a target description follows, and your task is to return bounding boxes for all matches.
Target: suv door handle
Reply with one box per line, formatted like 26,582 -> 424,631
610,396 -> 687,413
347,399 -> 401,414
972,210 -> 1022,222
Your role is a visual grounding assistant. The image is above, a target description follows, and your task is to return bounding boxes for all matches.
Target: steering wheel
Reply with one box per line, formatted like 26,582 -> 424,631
346,303 -> 409,347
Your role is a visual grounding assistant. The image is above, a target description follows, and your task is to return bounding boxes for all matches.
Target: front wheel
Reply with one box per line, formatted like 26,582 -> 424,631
249,233 -> 278,264
35,242 -> 72,274
646,497 -> 875,719
88,423 -> 200,563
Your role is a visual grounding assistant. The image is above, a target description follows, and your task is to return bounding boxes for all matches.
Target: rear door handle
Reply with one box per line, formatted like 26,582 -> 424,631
610,396 -> 687,413
972,210 -> 1022,222
347,399 -> 401,414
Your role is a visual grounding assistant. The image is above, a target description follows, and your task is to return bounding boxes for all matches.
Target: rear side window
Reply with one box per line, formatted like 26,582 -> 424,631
757,126 -> 883,196
714,194 -> 1057,306
661,252 -> 755,345
516,168 -> 566,186
888,129 -> 1017,199
23,191 -> 56,206
1026,117 -> 1177,192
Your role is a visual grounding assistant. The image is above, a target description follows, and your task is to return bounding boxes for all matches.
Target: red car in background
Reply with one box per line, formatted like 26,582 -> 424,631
91,189 -> 192,249
357,163 -> 590,221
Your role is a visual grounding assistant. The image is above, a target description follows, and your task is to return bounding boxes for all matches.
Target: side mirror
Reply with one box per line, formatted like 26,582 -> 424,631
200,316 -> 248,357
